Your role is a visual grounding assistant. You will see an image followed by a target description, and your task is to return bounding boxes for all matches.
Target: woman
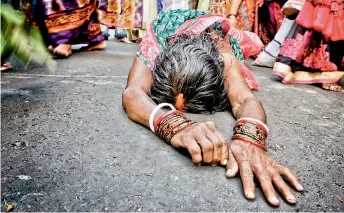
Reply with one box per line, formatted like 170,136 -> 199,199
199,0 -> 286,45
163,0 -> 198,10
30,0 -> 136,57
271,0 -> 344,91
253,0 -> 304,67
257,0 -> 287,45
126,0 -> 159,43
30,0 -> 107,57
122,9 -> 303,206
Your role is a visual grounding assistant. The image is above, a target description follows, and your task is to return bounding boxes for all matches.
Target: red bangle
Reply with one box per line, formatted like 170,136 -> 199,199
154,110 -> 183,132
236,119 -> 269,135
232,134 -> 266,151
168,121 -> 196,141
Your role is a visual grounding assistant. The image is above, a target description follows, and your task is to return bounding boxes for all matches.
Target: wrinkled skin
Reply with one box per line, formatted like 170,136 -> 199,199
171,123 -> 304,207
228,140 -> 304,206
171,122 -> 229,167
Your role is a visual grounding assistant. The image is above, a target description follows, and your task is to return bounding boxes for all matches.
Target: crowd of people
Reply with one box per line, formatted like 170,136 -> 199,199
1,0 -> 344,207
1,0 -> 344,91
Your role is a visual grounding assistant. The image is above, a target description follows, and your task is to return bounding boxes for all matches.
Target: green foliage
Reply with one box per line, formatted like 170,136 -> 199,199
1,4 -> 55,69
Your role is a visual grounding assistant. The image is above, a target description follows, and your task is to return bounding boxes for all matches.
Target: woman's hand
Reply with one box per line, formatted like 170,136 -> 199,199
170,122 -> 229,166
226,140 -> 304,206
256,0 -> 264,7
228,15 -> 237,28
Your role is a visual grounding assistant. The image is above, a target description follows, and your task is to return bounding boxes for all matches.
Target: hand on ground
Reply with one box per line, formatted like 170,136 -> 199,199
226,140 -> 304,206
170,122 -> 229,166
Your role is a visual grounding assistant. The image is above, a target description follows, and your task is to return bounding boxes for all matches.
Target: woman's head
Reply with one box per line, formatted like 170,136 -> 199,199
151,33 -> 229,113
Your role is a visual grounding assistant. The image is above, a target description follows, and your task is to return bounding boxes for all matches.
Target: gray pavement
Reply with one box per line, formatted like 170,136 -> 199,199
1,41 -> 344,212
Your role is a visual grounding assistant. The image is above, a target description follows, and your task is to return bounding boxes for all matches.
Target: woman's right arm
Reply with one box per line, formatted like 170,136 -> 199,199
122,57 -> 160,127
122,57 -> 229,166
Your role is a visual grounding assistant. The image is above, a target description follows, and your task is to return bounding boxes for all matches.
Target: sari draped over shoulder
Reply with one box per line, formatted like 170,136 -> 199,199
137,10 -> 264,90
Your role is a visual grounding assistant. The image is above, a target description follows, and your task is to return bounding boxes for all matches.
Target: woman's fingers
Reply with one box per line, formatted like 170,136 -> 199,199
205,122 -> 228,166
276,164 -> 304,192
205,130 -> 223,166
239,160 -> 256,200
195,135 -> 214,164
213,129 -> 229,166
226,149 -> 238,178
184,139 -> 202,165
268,168 -> 296,204
253,165 -> 280,206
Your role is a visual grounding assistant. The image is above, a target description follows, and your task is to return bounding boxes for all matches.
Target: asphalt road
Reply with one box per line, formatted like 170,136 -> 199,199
1,41 -> 344,212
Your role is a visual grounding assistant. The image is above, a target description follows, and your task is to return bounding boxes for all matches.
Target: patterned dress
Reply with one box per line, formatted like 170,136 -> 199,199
137,9 -> 264,90
137,9 -> 244,70
273,0 -> 344,85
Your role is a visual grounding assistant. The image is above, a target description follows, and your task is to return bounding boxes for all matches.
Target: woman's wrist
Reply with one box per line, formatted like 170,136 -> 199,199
228,14 -> 236,18
231,118 -> 268,150
151,107 -> 196,143
149,103 -> 176,132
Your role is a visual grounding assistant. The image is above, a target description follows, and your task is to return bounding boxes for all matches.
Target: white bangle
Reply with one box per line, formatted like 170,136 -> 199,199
237,117 -> 269,135
149,103 -> 176,133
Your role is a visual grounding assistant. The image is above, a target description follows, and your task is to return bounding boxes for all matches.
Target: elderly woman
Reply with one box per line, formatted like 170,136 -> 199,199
122,9 -> 304,206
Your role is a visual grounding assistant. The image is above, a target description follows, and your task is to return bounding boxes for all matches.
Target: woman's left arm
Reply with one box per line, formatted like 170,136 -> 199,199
223,52 -> 304,206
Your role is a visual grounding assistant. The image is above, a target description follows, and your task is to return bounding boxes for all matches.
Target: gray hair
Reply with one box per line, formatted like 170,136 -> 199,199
151,33 -> 229,113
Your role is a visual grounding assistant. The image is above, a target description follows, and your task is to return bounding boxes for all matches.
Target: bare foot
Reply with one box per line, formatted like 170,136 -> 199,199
118,37 -> 132,44
80,41 -> 106,51
322,83 -> 343,92
0,62 -> 12,71
53,44 -> 72,57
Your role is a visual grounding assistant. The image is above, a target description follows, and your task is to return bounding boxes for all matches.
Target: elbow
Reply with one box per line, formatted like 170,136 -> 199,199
122,87 -> 141,121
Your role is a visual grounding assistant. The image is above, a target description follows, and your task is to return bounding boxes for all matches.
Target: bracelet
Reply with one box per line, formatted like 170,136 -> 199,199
149,103 -> 176,132
228,14 -> 236,18
155,111 -> 195,143
232,134 -> 266,151
154,110 -> 183,132
233,122 -> 267,142
232,118 -> 268,150
237,117 -> 269,135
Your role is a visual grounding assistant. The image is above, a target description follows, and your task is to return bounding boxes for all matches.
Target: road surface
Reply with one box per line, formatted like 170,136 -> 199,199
1,41 -> 344,211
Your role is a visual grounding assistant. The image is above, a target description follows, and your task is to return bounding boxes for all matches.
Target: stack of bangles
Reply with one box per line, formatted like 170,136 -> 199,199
232,118 -> 269,151
149,103 -> 196,143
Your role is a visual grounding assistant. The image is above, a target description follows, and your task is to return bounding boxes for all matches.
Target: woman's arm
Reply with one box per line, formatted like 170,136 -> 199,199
122,57 -> 229,166
228,0 -> 242,15
226,54 -> 266,122
223,52 -> 303,206
122,57 -> 157,126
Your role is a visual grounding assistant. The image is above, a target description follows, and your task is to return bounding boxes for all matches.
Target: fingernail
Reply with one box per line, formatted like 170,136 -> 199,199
247,191 -> 255,199
297,184 -> 304,191
287,195 -> 296,203
222,159 -> 228,165
271,196 -> 279,204
226,169 -> 232,176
